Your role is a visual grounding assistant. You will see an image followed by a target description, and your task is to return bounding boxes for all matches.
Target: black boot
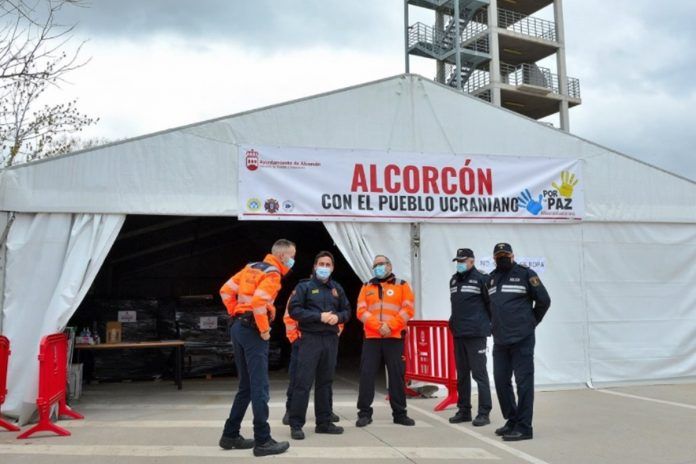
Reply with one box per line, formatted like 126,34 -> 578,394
219,434 -> 255,450
393,415 -> 416,426
495,422 -> 515,436
290,427 -> 305,440
253,438 -> 290,457
282,411 -> 289,426
472,414 -> 490,427
449,410 -> 472,424
503,429 -> 533,441
330,412 -> 340,423
316,423 -> 344,434
356,416 -> 372,428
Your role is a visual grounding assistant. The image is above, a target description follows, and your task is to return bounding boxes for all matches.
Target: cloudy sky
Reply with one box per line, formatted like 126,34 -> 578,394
51,0 -> 695,180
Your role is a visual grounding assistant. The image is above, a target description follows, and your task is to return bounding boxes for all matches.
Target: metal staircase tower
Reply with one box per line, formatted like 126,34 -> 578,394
404,0 -> 581,131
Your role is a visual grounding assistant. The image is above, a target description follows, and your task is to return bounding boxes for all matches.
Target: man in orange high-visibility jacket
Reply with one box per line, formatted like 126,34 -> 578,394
218,239 -> 295,458
282,303 -> 343,426
355,254 -> 416,428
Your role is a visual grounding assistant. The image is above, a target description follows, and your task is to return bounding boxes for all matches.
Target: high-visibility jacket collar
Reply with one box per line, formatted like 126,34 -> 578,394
368,274 -> 396,285
264,253 -> 290,276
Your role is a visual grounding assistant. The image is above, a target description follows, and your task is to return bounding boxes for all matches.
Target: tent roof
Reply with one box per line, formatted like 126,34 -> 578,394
1,73 -> 694,222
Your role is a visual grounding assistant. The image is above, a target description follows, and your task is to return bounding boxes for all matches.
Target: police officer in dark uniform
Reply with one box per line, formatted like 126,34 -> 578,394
287,251 -> 351,440
488,243 -> 550,441
448,248 -> 493,427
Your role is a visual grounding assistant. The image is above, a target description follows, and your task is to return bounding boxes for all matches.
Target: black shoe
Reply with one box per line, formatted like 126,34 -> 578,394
503,430 -> 533,441
393,416 -> 416,426
290,427 -> 305,440
495,423 -> 515,436
282,412 -> 289,426
449,411 -> 472,424
355,417 -> 372,428
316,423 -> 344,434
219,434 -> 255,450
330,412 -> 340,423
253,438 -> 290,457
472,414 -> 490,427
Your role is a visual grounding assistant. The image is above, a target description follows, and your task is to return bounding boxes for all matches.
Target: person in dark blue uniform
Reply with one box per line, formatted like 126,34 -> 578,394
448,248 -> 492,426
488,243 -> 550,441
287,251 -> 351,440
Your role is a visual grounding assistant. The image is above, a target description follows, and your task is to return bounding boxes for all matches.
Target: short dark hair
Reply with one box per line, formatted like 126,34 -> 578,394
314,250 -> 335,265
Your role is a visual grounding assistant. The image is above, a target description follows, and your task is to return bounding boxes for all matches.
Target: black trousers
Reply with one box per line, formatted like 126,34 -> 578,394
493,332 -> 535,434
357,338 -> 407,419
288,332 -> 338,428
454,336 -> 492,416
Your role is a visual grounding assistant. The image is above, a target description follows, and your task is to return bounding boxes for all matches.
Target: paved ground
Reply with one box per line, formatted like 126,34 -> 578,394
1,371 -> 694,463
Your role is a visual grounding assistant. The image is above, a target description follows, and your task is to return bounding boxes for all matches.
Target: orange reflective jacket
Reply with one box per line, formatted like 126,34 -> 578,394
283,301 -> 300,343
220,254 -> 288,333
357,275 -> 415,339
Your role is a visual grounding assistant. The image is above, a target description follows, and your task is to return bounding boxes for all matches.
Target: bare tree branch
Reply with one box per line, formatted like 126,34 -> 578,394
0,0 -> 96,166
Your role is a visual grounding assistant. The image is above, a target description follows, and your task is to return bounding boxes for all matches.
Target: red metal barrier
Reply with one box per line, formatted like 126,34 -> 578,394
404,320 -> 458,411
17,333 -> 83,439
0,335 -> 20,432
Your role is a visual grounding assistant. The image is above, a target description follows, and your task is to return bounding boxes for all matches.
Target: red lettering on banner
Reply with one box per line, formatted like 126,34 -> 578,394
351,164 -> 368,192
385,164 -> 400,193
403,165 -> 420,194
349,161 -> 494,195
441,167 -> 457,195
369,164 -> 383,193
422,166 -> 440,194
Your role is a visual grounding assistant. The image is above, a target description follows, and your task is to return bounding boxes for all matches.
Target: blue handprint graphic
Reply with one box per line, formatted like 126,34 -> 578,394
518,189 -> 543,215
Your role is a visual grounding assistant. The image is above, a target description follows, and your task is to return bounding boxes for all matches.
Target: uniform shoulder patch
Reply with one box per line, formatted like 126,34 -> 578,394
331,288 -> 339,298
529,276 -> 541,287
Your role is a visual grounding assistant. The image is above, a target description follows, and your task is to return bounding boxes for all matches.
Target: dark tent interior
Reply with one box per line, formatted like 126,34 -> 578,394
68,215 -> 365,383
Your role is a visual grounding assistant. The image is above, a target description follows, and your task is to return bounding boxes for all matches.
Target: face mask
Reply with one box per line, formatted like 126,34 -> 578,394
285,257 -> 295,269
373,264 -> 387,279
495,256 -> 513,272
315,267 -> 332,280
456,263 -> 469,273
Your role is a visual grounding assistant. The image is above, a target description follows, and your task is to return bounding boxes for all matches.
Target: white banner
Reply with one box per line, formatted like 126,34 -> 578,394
238,146 -> 584,223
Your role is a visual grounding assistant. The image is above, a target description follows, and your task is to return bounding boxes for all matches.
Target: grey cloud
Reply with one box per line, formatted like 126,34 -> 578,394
62,0 -> 403,50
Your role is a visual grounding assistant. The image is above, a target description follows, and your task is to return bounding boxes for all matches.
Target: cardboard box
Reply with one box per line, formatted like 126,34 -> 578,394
106,321 -> 122,344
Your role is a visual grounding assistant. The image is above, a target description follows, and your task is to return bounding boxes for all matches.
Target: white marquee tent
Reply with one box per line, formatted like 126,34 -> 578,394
1,74 -> 695,422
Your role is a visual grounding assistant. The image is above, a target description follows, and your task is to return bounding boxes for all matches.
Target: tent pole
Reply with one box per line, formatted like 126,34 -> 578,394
410,223 -> 422,318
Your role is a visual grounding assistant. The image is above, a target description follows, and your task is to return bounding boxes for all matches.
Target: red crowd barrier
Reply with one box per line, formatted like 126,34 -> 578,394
0,335 -> 20,432
17,333 -> 83,439
404,320 -> 458,411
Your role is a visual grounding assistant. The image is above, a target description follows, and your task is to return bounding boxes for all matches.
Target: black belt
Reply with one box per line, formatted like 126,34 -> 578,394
233,312 -> 257,328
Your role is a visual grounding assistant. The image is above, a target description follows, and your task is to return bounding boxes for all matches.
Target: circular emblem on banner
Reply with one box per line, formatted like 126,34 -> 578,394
245,149 -> 260,171
386,289 -> 395,296
264,198 -> 280,214
282,200 -> 295,212
246,198 -> 261,211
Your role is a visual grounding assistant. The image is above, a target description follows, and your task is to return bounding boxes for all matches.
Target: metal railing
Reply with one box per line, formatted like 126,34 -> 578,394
463,69 -> 490,93
497,8 -> 557,41
568,77 -> 581,99
409,19 -> 490,57
500,62 -> 580,98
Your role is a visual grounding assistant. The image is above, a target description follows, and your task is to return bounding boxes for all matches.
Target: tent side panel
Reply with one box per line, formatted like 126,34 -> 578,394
419,223 -> 589,387
583,222 -> 696,384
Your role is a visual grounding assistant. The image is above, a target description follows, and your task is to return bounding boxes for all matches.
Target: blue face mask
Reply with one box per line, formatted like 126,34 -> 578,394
285,257 -> 295,269
373,264 -> 388,279
456,263 -> 468,273
315,267 -> 332,280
